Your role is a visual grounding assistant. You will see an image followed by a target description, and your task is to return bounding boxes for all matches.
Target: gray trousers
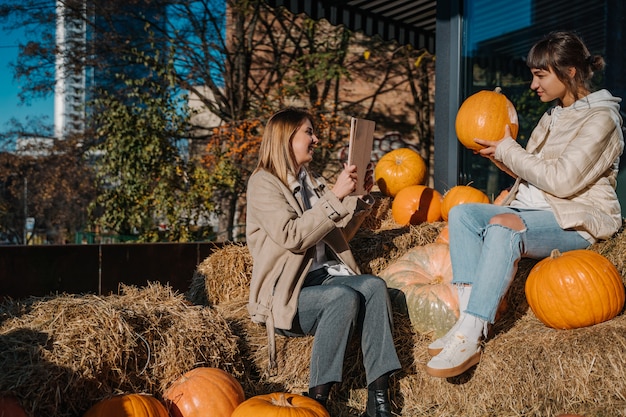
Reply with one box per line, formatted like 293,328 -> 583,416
277,269 -> 401,388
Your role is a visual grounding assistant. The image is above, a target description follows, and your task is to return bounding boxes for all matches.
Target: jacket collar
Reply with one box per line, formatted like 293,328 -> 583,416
287,170 -> 302,194
289,168 -> 326,199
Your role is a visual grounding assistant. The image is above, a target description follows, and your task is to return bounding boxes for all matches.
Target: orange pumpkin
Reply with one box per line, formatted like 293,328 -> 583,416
525,249 -> 625,329
0,396 -> 28,417
83,393 -> 168,417
231,392 -> 329,417
391,185 -> 442,225
374,148 -> 426,197
493,188 -> 510,205
163,367 -> 245,417
435,224 -> 449,244
379,242 -> 459,338
440,185 -> 490,221
455,87 -> 519,151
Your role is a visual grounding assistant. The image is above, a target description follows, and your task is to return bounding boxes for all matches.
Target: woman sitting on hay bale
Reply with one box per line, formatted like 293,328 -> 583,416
245,108 -> 401,417
427,30 -> 624,379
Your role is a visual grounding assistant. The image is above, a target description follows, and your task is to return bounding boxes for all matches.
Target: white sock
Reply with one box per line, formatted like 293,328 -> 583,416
456,312 -> 486,342
457,284 -> 472,313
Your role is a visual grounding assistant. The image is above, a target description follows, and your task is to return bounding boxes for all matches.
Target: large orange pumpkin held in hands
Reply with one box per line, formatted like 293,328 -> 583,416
83,393 -> 168,417
440,185 -> 490,221
455,87 -> 519,151
391,185 -> 442,225
374,148 -> 426,197
232,392 -> 329,417
525,249 -> 625,329
163,367 -> 245,417
379,242 -> 459,338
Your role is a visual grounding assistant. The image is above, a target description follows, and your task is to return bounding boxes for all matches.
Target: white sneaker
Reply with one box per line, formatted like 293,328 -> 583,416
427,315 -> 464,356
427,326 -> 458,356
427,336 -> 448,357
426,332 -> 481,378
429,285 -> 472,356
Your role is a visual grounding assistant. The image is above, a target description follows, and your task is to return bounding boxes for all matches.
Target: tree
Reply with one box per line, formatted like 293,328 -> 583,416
90,54 -> 214,242
0,131 -> 96,244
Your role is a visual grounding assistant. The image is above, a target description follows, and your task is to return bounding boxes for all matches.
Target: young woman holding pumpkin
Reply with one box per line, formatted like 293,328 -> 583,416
426,30 -> 624,378
245,108 -> 401,417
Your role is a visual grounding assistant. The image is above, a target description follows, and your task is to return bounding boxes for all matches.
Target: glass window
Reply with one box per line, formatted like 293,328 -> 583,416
459,0 -> 626,203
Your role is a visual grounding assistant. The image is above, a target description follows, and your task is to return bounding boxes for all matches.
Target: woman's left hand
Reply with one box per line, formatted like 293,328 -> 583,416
474,124 -> 513,157
474,125 -> 517,179
363,162 -> 374,194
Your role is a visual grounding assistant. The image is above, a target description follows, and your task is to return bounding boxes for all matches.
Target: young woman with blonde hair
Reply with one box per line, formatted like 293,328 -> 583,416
246,108 -> 401,416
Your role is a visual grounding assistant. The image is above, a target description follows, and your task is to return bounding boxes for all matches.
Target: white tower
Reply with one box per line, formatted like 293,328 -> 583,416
54,0 -> 88,139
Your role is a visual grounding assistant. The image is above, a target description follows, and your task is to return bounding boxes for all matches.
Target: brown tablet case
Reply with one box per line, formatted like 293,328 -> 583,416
347,117 -> 376,195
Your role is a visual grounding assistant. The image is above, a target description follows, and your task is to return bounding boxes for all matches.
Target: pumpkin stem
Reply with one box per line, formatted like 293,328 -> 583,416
494,86 -> 502,94
273,393 -> 293,408
550,248 -> 562,258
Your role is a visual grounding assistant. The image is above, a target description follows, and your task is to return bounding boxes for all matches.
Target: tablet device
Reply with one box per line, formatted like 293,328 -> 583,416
347,117 -> 376,195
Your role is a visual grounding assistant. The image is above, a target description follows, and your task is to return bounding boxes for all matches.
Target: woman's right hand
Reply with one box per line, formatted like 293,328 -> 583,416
332,164 -> 357,200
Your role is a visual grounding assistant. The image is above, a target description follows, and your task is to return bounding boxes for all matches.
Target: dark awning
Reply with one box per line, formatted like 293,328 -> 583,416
264,0 -> 437,52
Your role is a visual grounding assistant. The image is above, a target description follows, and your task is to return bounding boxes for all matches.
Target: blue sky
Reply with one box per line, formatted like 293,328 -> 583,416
0,26 -> 54,132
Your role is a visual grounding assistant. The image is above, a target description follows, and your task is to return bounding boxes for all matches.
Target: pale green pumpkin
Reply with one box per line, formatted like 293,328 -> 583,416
379,242 -> 459,338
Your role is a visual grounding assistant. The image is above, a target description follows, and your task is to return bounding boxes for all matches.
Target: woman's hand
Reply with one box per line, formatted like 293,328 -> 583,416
332,164 -> 358,200
363,162 -> 374,194
474,125 -> 518,179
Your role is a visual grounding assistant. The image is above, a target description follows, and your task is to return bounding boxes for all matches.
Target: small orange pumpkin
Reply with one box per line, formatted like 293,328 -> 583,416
231,392 -> 329,417
374,148 -> 426,197
455,87 -> 519,151
493,188 -> 510,205
83,393 -> 168,417
163,367 -> 245,417
0,396 -> 28,417
379,242 -> 459,338
435,224 -> 449,244
440,185 -> 490,221
525,249 -> 625,329
391,185 -> 442,225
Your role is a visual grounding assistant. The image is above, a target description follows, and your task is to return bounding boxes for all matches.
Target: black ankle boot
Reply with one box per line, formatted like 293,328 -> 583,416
312,393 -> 328,409
303,392 -> 328,409
360,389 -> 393,417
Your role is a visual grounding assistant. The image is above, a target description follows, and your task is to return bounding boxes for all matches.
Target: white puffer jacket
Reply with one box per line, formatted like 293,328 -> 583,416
496,89 -> 624,240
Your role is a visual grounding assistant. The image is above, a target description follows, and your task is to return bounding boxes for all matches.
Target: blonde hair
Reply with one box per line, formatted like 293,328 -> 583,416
527,31 -> 605,103
255,108 -> 314,185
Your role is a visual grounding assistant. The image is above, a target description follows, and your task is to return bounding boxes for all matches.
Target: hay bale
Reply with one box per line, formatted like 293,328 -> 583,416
590,223 -> 626,275
0,282 -> 244,417
360,193 -> 394,231
188,242 -> 252,306
216,298 -> 313,395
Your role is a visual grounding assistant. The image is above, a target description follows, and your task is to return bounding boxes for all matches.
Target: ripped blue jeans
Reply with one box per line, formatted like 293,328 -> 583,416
448,204 -> 591,323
